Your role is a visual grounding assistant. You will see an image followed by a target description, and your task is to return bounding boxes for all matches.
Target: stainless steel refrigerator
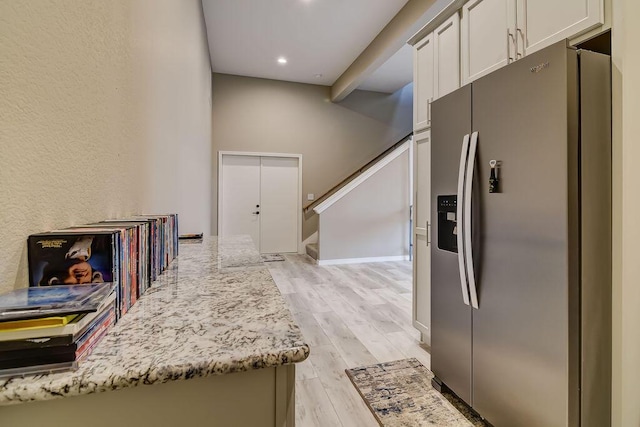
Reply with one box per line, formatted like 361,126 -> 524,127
430,40 -> 611,427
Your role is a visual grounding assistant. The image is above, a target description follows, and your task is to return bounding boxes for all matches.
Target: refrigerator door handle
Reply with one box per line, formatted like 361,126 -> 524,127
457,133 -> 471,306
465,131 -> 480,309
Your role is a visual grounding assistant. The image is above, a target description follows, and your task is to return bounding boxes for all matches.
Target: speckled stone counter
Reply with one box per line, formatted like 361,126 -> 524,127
0,235 -> 309,407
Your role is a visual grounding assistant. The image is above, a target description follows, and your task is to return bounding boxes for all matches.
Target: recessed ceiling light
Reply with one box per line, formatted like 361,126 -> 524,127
314,73 -> 323,79
277,57 -> 287,64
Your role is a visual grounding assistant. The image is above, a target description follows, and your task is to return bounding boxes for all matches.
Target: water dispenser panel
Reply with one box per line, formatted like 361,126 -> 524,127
437,195 -> 458,253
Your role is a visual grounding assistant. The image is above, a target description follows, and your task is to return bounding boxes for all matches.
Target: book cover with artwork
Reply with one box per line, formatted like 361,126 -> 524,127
28,233 -> 117,287
28,231 -> 123,317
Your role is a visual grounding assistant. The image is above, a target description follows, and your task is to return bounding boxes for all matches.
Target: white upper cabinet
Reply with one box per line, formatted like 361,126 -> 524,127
412,13 -> 461,131
434,13 -> 461,99
461,0 -> 517,85
516,0 -> 604,56
461,0 -> 604,83
413,33 -> 435,131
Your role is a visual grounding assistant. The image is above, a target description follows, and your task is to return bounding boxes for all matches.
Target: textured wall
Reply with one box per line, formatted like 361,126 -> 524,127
132,0 -> 213,236
211,73 -> 413,240
319,148 -> 410,261
0,1 -> 211,294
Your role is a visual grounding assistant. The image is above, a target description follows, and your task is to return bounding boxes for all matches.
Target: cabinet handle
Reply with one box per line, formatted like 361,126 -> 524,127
427,221 -> 431,246
427,98 -> 433,123
507,29 -> 516,63
516,28 -> 525,58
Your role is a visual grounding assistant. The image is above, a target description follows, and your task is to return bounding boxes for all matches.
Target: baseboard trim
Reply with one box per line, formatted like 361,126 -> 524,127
317,255 -> 409,266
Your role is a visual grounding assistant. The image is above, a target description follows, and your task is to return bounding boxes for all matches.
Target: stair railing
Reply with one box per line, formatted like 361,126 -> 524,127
303,132 -> 413,214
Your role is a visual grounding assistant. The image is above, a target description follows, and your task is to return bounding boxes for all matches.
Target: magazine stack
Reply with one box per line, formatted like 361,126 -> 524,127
1,213 -> 179,377
27,214 -> 178,319
0,283 -> 116,377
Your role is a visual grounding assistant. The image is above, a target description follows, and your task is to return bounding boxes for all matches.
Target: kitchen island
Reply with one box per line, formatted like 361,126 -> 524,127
0,236 -> 309,426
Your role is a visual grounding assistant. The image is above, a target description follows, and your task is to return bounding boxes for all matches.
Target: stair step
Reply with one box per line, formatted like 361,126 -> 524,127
305,243 -> 318,260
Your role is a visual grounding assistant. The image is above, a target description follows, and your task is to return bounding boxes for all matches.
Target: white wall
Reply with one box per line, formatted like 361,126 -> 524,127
318,147 -> 410,262
0,0 -> 212,294
611,0 -> 640,425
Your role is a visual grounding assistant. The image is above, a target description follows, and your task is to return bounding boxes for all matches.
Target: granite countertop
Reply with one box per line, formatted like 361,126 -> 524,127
0,236 -> 309,405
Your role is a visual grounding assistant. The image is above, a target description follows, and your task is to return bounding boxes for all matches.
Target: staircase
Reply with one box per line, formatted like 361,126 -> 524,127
305,243 -> 318,260
304,136 -> 412,265
303,133 -> 412,216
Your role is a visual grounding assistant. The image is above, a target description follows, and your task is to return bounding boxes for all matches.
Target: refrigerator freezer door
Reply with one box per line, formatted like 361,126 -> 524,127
470,41 -> 579,426
431,84 -> 473,405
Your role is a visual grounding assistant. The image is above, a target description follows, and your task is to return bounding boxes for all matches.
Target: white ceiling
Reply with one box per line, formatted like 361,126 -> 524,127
202,0 -> 412,92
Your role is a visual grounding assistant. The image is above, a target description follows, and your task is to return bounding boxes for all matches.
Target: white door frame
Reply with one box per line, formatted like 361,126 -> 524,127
218,151 -> 303,253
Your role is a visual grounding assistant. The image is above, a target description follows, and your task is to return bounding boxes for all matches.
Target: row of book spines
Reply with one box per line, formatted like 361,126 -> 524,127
76,215 -> 177,319
75,310 -> 115,360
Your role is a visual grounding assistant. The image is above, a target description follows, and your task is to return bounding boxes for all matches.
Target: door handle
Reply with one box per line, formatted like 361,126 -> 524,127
516,28 -> 525,58
457,134 -> 471,306
507,29 -> 516,63
465,132 -> 479,309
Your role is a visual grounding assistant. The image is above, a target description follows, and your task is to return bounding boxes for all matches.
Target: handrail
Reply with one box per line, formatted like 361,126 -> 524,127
303,132 -> 413,214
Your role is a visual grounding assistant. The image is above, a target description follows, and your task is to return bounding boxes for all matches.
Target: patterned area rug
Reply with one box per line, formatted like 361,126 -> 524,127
346,358 -> 486,427
261,253 -> 285,262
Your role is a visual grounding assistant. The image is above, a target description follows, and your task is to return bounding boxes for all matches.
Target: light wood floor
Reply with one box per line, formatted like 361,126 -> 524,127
268,254 -> 431,427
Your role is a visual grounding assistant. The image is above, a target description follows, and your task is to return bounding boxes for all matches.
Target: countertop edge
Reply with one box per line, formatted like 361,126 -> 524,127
0,343 -> 310,406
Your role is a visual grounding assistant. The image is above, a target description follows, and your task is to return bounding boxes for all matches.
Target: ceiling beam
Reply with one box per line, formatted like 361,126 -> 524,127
330,0 -> 454,102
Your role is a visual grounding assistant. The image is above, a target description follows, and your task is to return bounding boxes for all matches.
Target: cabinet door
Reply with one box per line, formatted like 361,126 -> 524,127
434,13 -> 460,99
516,0 -> 604,56
413,33 -> 435,131
461,0 -> 517,84
413,130 -> 431,343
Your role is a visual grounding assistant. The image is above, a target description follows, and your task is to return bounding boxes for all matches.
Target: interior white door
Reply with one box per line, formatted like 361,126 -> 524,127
220,155 -> 261,249
413,130 -> 431,343
260,157 -> 299,254
461,0 -> 517,84
516,0 -> 603,56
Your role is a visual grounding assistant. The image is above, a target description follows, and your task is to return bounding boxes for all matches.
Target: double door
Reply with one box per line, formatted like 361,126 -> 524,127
219,154 -> 300,254
431,43 -> 579,426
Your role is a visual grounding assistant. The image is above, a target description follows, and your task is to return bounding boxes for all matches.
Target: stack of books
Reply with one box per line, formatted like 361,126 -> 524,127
27,214 -> 178,319
2,213 -> 179,378
0,283 -> 116,377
